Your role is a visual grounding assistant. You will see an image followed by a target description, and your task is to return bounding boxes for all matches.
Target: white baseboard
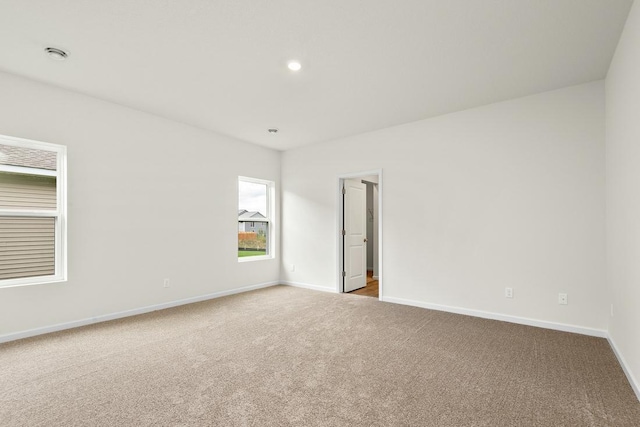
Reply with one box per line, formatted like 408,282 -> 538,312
281,281 -> 337,293
372,276 -> 379,280
382,296 -> 608,338
4,279 -> 637,403
0,281 -> 279,344
608,336 -> 640,402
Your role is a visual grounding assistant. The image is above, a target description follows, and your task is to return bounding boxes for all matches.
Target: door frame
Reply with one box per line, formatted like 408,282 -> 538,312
336,169 -> 383,300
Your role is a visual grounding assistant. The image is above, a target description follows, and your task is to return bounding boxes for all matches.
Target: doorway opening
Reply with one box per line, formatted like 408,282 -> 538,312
337,170 -> 382,300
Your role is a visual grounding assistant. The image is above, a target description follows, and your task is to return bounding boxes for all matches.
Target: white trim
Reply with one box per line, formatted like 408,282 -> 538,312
336,169 -> 383,300
336,178 -> 342,293
281,281 -> 337,293
0,281 -> 278,344
4,277 -> 638,403
0,164 -> 57,177
383,296 -> 608,338
337,169 -> 383,180
0,276 -> 66,289
608,335 -> 640,402
238,254 -> 273,263
377,171 -> 383,299
58,145 -> 67,282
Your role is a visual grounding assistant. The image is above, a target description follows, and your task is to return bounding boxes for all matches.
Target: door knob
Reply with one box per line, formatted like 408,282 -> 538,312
364,238 -> 368,242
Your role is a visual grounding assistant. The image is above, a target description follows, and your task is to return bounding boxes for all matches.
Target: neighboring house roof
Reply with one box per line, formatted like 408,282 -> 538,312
238,211 -> 265,220
0,144 -> 57,171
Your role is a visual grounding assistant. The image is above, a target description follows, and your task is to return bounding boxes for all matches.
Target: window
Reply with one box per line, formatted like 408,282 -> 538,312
0,134 -> 66,287
238,177 -> 273,260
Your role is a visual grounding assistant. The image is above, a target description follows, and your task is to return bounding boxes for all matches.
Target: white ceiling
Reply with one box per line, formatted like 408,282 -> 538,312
0,0 -> 633,151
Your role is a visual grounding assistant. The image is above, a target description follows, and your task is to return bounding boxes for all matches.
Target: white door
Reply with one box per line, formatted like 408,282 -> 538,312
343,179 -> 367,292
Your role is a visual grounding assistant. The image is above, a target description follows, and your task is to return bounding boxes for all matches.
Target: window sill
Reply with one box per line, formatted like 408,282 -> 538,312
238,255 -> 274,263
0,276 -> 67,289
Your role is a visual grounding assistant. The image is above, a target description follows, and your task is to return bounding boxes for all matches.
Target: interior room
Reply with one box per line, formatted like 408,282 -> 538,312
1,1 -> 639,425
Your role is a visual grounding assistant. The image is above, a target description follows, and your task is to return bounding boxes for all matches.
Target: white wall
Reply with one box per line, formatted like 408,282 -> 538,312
0,71 -> 280,338
606,0 -> 640,398
282,81 -> 606,332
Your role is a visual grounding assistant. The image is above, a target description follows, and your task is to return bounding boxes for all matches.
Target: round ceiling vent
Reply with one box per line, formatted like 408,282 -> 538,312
45,47 -> 68,61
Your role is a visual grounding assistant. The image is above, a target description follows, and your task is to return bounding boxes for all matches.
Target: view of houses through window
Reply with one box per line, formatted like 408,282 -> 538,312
238,177 -> 271,259
0,136 -> 66,286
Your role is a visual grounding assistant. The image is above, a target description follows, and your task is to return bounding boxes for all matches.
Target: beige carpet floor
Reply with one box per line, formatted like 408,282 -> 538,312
1,285 -> 639,426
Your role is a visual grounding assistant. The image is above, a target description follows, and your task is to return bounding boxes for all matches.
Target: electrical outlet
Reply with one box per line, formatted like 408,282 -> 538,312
291,264 -> 295,272
505,287 -> 513,298
558,293 -> 568,305
163,278 -> 170,288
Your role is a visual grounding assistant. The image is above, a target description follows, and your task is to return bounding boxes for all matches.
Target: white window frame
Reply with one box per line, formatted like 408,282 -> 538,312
0,134 -> 67,288
238,176 -> 274,262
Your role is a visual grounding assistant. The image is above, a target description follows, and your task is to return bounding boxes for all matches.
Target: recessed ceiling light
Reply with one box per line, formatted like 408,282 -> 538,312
268,128 -> 279,134
287,61 -> 302,71
45,47 -> 68,61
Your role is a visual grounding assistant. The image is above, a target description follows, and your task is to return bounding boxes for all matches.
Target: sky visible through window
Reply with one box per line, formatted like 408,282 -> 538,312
239,180 -> 266,214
